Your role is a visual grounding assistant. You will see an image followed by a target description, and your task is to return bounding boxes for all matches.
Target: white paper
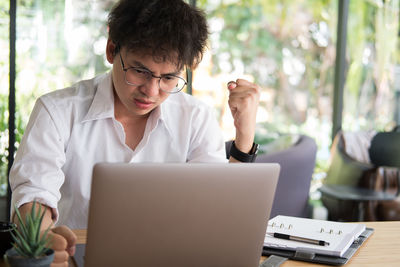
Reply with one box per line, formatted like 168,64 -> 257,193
264,215 -> 366,257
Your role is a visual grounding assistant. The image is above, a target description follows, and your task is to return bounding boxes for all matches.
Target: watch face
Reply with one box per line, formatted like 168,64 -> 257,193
250,143 -> 259,155
230,142 -> 258,162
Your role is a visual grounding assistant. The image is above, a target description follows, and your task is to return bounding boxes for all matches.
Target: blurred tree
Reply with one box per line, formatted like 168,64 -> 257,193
344,0 -> 400,131
194,0 -> 399,181
0,0 -> 399,194
0,0 -> 115,195
196,0 -> 399,135
0,0 -> 11,196
197,0 -> 337,126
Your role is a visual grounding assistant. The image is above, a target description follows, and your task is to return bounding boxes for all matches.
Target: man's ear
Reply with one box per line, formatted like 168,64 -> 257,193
106,39 -> 117,64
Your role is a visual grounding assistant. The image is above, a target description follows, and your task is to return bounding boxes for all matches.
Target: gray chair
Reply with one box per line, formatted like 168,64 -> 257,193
319,131 -> 400,221
226,135 -> 317,218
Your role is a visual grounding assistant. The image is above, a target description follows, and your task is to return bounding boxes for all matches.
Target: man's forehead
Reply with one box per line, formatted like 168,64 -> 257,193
124,47 -> 182,71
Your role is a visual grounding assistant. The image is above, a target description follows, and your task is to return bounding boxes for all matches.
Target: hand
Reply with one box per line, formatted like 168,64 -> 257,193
13,203 -> 77,267
47,225 -> 77,267
227,79 -> 260,153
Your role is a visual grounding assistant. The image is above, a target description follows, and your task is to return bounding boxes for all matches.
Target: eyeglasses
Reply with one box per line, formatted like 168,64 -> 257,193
119,54 -> 187,94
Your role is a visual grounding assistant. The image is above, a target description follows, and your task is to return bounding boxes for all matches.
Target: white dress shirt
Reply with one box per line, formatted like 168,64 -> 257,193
10,72 -> 227,228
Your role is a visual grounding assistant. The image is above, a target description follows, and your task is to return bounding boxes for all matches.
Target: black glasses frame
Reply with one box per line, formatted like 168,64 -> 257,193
119,53 -> 187,94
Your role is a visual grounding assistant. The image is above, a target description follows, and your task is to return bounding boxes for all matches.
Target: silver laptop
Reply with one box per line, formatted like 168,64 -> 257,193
84,163 -> 280,267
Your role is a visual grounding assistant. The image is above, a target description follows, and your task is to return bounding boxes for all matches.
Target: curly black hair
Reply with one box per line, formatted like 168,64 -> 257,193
108,0 -> 209,69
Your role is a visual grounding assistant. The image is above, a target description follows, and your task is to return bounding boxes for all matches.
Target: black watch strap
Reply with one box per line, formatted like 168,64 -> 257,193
229,141 -> 259,162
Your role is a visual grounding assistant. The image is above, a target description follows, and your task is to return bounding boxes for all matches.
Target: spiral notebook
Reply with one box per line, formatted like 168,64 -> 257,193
262,215 -> 373,265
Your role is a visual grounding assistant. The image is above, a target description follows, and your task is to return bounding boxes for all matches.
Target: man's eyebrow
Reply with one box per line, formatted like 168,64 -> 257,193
131,60 -> 182,76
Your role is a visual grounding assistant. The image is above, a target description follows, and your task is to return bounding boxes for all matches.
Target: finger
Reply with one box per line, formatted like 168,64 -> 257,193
230,94 -> 260,108
227,81 -> 237,90
228,86 -> 260,98
228,98 -> 253,113
231,80 -> 259,91
52,250 -> 69,263
51,226 -> 77,253
235,78 -> 255,87
228,79 -> 253,92
229,91 -> 259,105
48,232 -> 68,251
67,245 -> 76,256
229,90 -> 256,99
50,262 -> 68,267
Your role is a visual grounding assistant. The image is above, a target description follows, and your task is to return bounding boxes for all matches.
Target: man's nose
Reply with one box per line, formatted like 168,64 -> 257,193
141,77 -> 160,97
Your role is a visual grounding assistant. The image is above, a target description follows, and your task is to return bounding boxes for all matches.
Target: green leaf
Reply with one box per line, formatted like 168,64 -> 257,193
10,201 -> 51,258
13,204 -> 29,239
12,228 -> 33,256
40,224 -> 53,248
14,244 -> 30,258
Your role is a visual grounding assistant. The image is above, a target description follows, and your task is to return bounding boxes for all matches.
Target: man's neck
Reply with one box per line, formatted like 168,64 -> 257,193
113,93 -> 152,123
113,96 -> 153,151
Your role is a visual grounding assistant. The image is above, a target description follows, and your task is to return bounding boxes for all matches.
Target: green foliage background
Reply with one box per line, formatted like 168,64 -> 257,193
0,0 -> 399,195
195,0 -> 399,181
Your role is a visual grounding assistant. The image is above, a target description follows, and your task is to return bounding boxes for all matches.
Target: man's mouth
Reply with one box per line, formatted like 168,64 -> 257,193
134,98 -> 154,109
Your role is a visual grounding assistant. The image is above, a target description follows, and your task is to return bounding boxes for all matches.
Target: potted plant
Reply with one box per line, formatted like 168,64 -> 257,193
4,201 -> 54,267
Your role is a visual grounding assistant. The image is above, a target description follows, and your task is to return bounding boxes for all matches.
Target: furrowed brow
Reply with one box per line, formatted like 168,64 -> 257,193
130,61 -> 151,71
131,60 -> 181,76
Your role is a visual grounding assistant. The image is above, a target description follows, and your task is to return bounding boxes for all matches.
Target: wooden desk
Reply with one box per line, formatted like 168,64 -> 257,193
1,221 -> 399,267
261,221 -> 400,267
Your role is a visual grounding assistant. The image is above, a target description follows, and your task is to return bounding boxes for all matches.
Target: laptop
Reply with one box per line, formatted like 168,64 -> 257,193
81,163 -> 280,267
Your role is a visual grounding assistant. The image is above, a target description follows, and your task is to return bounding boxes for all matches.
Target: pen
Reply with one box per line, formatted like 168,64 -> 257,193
268,232 -> 330,246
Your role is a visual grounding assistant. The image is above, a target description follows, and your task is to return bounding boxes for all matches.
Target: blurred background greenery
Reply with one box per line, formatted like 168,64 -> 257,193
0,0 -> 399,197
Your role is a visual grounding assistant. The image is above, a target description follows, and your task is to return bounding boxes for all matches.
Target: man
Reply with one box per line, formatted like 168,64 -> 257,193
10,0 -> 260,266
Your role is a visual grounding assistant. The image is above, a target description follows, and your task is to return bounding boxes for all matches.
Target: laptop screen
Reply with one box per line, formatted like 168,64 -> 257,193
82,163 -> 279,267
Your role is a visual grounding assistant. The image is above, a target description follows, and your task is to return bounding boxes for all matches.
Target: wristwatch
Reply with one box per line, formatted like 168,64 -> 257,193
229,141 -> 259,162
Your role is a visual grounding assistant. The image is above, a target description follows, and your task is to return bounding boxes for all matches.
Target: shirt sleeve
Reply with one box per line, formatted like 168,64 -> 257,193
186,106 -> 228,163
9,98 -> 66,223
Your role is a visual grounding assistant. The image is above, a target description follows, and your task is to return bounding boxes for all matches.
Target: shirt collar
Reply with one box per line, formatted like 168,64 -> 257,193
82,72 -> 115,122
159,97 -> 174,136
144,97 -> 174,140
